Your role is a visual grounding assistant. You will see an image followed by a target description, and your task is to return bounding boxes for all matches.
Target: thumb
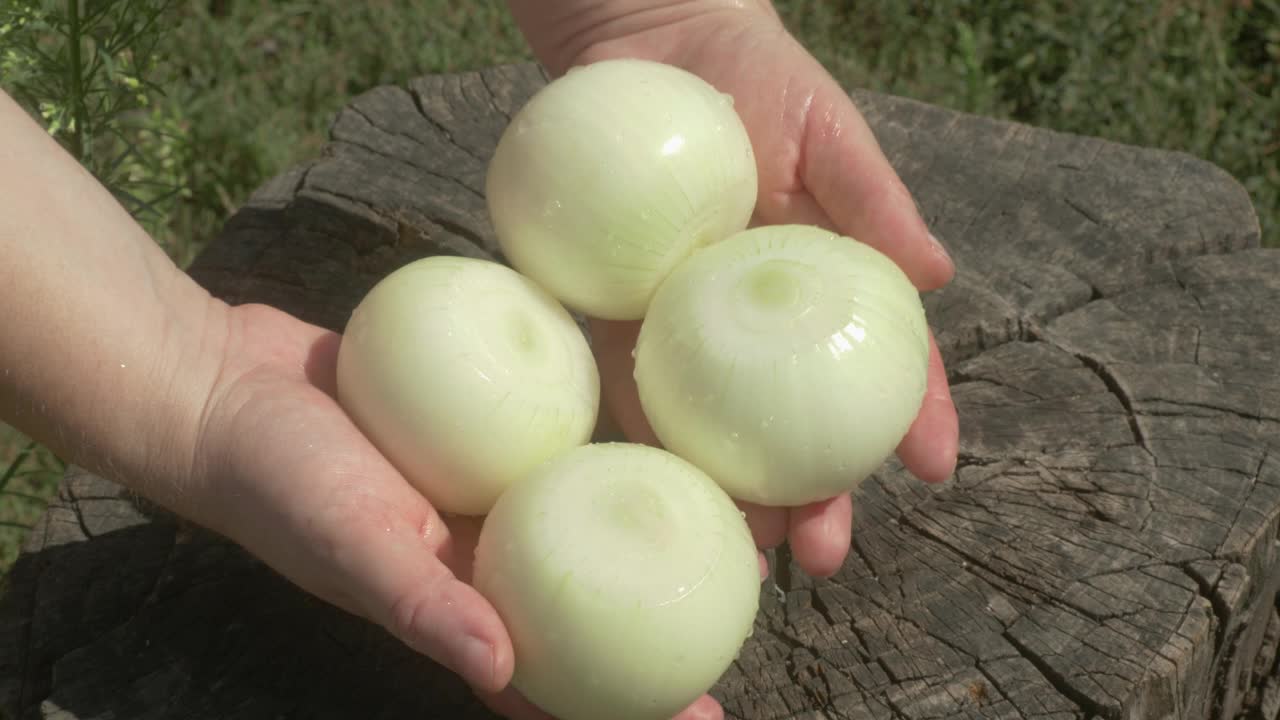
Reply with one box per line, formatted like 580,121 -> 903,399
188,305 -> 516,696
325,492 -> 515,693
369,551 -> 513,694
231,455 -> 517,694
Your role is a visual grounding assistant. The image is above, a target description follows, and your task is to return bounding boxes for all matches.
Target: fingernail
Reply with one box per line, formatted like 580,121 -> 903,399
928,232 -> 953,266
460,634 -> 496,691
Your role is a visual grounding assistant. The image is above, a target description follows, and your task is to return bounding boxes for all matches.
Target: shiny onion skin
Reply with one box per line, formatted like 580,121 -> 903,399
634,225 -> 930,507
335,256 -> 599,516
486,59 -> 758,321
473,443 -> 760,720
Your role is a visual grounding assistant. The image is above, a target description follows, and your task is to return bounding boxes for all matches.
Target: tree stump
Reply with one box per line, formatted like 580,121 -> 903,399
2,63 -> 1277,720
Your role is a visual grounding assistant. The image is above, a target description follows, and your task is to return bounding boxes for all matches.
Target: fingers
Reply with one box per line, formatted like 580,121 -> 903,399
385,569 -> 512,694
797,80 -> 954,292
786,493 -> 853,578
441,513 -> 486,585
673,694 -> 725,720
589,318 -> 660,446
896,332 -> 958,484
480,688 -> 723,720
739,500 -> 788,549
781,336 -> 956,581
477,687 -> 556,720
249,472 -> 516,694
304,485 -> 514,693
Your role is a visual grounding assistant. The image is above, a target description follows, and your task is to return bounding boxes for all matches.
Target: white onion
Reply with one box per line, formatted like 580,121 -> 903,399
335,256 -> 599,516
634,225 -> 930,507
472,442 -> 760,720
485,59 -> 758,321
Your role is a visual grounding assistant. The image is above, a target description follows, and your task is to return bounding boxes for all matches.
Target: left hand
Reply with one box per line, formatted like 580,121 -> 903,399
515,1 -> 961,580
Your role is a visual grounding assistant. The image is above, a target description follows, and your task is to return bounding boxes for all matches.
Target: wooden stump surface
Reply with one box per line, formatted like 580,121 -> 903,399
3,62 -> 1279,720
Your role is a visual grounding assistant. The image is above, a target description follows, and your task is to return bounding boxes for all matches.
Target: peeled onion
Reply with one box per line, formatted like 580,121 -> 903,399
335,256 -> 599,516
634,224 -> 930,507
473,442 -> 760,720
485,59 -> 758,321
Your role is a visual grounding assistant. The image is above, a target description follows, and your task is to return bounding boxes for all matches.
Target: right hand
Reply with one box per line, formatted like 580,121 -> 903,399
513,0 -> 959,585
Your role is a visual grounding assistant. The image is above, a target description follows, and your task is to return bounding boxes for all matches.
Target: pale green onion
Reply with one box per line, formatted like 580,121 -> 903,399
336,256 -> 599,516
486,59 -> 758,321
634,224 -> 930,507
473,442 -> 760,720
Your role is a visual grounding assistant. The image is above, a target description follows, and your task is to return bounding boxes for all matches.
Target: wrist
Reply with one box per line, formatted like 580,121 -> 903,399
0,89 -> 232,517
130,287 -> 233,518
507,0 -> 780,76
38,269 -> 231,518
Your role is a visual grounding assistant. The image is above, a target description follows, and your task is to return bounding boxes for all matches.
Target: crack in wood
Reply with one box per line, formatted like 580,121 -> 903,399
477,69 -> 513,122
1138,398 -> 1278,425
404,85 -> 487,165
1179,561 -> 1230,659
974,662 -> 1019,716
341,100 -> 486,193
331,127 -> 487,203
64,484 -> 94,542
1003,630 -> 1110,719
1071,353 -> 1152,455
1064,197 -> 1103,226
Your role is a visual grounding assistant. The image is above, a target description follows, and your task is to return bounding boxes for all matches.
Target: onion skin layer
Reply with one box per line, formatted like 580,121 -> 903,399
486,58 -> 758,321
335,256 -> 599,516
473,443 -> 760,720
634,224 -> 930,507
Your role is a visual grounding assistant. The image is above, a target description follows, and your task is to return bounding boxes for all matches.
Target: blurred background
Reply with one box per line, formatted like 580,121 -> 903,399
1,0 -> 1277,578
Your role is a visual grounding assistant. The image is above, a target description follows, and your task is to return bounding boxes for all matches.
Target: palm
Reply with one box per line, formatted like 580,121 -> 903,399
191,304 -> 507,688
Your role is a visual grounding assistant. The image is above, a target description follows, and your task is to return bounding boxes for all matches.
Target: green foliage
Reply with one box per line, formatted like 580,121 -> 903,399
0,428 -> 65,574
0,0 -> 183,240
776,0 -> 1280,246
141,0 -> 531,262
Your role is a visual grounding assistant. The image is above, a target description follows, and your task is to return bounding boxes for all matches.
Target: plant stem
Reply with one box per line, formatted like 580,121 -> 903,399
67,0 -> 86,162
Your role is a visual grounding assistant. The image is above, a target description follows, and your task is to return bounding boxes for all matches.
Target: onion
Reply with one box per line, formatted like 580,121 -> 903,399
485,58 -> 758,321
472,442 -> 760,720
336,256 -> 599,516
634,224 -> 930,507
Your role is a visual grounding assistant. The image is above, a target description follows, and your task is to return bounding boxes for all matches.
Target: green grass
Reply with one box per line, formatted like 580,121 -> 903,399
141,0 -> 532,261
1,0 -> 1277,577
776,0 -> 1279,247
0,425 -> 63,572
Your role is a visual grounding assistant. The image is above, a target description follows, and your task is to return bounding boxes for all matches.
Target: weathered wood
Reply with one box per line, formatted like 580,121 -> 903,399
2,61 -> 1277,720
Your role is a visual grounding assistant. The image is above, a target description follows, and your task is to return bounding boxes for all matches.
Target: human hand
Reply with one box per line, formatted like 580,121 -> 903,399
187,303 -> 733,720
512,1 -> 960,579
